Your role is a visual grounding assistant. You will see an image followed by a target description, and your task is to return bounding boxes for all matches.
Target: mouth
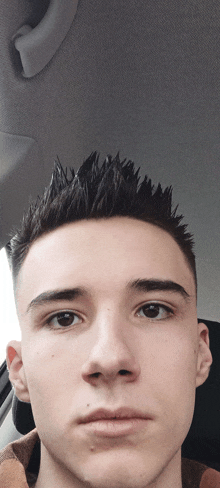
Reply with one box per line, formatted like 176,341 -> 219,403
78,407 -> 152,438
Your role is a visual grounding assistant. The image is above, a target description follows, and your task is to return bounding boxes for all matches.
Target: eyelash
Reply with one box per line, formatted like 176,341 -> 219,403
136,302 -> 174,321
44,302 -> 174,330
45,311 -> 82,330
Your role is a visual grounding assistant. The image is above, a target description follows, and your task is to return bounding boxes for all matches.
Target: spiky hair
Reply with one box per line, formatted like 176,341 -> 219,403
6,152 -> 196,287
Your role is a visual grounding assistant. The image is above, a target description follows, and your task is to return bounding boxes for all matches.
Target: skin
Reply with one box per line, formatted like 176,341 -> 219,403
7,217 -> 212,488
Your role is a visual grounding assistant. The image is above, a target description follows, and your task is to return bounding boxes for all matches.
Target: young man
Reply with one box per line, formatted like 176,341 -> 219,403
0,153 -> 218,487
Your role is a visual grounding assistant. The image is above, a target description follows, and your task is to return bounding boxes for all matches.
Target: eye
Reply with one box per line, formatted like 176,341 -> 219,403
137,303 -> 173,320
47,311 -> 82,329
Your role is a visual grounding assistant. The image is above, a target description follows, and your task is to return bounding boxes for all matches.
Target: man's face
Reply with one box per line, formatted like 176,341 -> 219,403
9,218 -> 211,488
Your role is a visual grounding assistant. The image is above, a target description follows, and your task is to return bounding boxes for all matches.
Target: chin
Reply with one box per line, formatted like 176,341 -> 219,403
77,449 -> 171,488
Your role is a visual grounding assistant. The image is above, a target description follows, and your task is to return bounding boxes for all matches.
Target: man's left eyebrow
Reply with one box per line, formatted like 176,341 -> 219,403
26,287 -> 87,314
128,279 -> 190,300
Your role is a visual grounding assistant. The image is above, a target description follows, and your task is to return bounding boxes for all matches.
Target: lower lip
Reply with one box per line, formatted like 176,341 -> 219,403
81,418 -> 149,437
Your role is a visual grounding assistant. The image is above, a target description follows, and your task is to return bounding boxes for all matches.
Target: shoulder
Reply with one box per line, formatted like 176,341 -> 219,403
0,429 -> 39,487
182,458 -> 220,488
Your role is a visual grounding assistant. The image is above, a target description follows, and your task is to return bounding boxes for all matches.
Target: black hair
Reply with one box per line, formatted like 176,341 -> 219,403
6,152 -> 196,287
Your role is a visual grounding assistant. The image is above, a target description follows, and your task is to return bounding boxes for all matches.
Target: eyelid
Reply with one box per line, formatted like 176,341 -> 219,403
136,301 -> 174,319
136,300 -> 174,311
45,309 -> 83,328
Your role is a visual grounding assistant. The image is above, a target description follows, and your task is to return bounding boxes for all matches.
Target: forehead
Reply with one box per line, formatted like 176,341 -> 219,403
16,218 -> 195,307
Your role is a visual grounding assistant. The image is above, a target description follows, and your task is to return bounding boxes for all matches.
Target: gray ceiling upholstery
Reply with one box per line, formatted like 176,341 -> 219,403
0,0 -> 219,319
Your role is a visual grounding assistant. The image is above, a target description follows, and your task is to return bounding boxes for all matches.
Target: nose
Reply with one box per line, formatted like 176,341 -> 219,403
81,314 -> 141,386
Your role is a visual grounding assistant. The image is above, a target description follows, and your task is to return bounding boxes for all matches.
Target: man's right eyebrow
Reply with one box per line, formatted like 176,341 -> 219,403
26,288 -> 87,314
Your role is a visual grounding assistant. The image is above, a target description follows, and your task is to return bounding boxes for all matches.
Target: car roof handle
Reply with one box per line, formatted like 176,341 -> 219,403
12,0 -> 79,78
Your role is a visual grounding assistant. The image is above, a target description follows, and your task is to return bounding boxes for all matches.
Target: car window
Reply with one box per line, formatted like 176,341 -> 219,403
0,248 -> 20,365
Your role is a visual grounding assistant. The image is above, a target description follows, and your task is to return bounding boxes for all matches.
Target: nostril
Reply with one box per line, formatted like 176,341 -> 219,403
90,372 -> 100,378
119,369 -> 132,376
89,370 -> 132,379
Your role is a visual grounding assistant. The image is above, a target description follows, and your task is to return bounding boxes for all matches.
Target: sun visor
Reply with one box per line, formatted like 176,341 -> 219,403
13,0 -> 79,78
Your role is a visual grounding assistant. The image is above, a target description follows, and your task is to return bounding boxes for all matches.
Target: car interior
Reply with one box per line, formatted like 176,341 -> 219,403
0,0 -> 220,473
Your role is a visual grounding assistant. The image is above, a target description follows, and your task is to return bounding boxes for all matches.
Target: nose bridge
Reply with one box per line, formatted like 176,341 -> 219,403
96,306 -> 126,344
81,306 -> 141,384
92,305 -> 132,357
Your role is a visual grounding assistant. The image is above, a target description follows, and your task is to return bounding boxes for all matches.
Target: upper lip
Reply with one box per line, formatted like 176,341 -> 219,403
78,407 -> 152,424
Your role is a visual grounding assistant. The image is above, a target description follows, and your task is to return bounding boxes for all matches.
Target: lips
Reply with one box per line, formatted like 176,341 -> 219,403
77,407 -> 152,438
78,407 -> 151,424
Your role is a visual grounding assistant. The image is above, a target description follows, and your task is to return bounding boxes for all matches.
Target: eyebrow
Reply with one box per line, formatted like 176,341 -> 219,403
128,279 -> 190,300
26,287 -> 88,314
26,279 -> 190,314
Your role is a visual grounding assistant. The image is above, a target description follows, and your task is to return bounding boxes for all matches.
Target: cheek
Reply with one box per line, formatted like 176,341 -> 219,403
21,340 -> 86,442
137,332 -> 198,449
22,334 -> 84,410
140,330 -> 198,405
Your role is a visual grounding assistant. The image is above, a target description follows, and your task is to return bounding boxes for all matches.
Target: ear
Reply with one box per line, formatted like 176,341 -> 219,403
196,322 -> 213,387
6,340 -> 30,403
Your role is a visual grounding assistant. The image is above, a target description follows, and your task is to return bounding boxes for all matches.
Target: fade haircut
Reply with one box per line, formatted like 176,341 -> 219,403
6,152 -> 197,288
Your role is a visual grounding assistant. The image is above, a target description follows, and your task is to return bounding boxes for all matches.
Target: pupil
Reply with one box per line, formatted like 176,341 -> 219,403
144,305 -> 159,318
57,312 -> 73,326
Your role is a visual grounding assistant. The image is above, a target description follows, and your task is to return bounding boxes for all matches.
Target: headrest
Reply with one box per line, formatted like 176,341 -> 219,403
182,319 -> 220,471
12,319 -> 220,470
